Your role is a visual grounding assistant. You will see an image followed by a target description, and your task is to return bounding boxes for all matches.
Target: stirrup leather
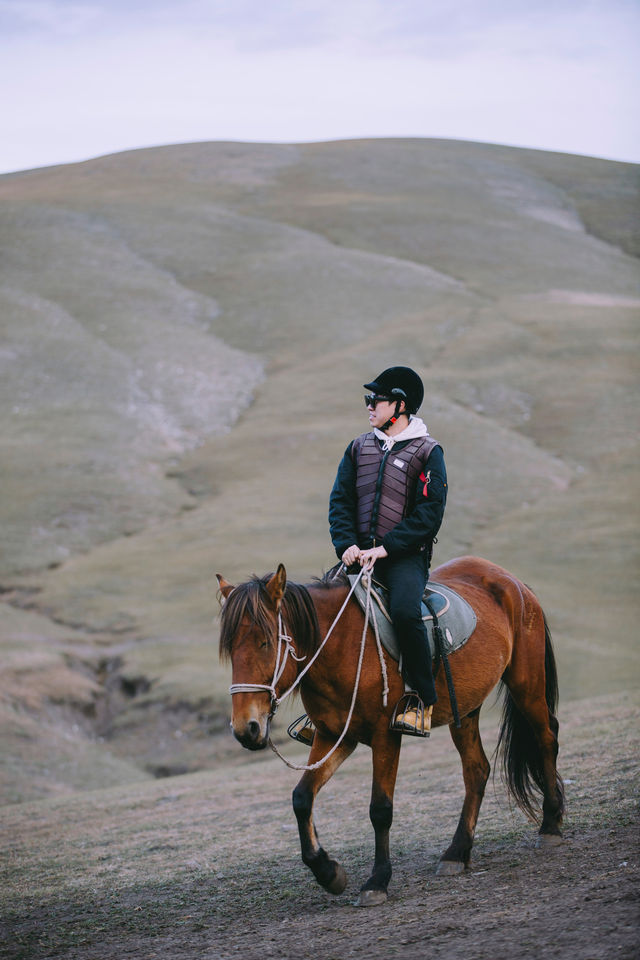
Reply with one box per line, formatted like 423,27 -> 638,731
287,713 -> 316,745
389,693 -> 432,738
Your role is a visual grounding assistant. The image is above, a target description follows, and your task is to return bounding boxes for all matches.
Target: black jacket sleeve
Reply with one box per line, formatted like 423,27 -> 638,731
381,445 -> 447,557
328,442 -> 359,559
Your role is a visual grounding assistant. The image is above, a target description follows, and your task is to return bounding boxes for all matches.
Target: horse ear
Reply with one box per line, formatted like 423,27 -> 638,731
266,563 -> 287,608
216,574 -> 235,603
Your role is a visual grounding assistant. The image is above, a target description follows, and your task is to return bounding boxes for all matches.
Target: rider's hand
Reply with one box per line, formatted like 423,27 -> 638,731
359,545 -> 388,569
341,545 -> 362,567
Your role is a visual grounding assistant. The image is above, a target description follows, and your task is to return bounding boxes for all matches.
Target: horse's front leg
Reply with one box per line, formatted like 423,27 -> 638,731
292,732 -> 356,895
358,729 -> 402,907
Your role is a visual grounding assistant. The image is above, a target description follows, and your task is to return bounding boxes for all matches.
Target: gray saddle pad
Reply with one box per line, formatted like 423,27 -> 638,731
348,575 -> 477,662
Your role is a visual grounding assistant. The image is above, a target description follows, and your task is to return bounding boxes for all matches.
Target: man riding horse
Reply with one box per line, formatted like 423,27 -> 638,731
329,366 -> 447,736
219,369 -> 564,896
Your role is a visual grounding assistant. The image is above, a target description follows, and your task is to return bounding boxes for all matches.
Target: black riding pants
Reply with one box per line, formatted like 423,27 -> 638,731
375,552 -> 437,707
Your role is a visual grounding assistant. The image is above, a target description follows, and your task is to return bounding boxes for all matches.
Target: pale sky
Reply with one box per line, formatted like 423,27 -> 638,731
1,0 -> 638,174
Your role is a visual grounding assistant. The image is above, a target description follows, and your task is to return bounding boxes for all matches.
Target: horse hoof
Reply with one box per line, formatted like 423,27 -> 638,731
436,859 -> 465,876
326,864 -> 348,895
357,888 -> 388,907
536,833 -> 563,850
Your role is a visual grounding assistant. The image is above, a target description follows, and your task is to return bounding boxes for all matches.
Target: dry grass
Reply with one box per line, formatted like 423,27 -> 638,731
0,691 -> 638,959
0,138 -> 638,808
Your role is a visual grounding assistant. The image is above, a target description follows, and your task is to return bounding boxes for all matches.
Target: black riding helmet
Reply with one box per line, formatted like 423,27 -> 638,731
363,366 -> 424,415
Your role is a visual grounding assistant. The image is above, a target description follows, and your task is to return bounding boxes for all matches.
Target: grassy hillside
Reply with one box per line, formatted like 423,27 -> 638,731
0,139 -> 638,803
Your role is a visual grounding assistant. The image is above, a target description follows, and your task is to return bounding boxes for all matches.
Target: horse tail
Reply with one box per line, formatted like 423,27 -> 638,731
496,611 -> 565,822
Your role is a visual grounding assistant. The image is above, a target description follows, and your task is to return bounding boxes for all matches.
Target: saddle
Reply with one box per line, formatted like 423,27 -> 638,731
348,574 -> 477,664
287,574 -> 477,746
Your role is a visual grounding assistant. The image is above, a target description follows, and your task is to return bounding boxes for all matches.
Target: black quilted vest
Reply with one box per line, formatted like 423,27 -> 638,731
351,432 -> 438,545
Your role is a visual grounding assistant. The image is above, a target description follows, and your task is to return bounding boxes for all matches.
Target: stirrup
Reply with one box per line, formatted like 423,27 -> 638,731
389,693 -> 432,738
287,713 -> 316,746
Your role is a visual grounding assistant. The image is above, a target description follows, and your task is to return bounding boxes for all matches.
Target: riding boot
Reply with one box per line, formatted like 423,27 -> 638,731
390,692 -> 432,737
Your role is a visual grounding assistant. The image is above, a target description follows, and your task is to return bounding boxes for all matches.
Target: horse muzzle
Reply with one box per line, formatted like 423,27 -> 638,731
231,712 -> 271,751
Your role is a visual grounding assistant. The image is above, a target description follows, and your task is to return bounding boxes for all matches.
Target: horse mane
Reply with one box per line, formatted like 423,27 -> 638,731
314,563 -> 349,589
219,574 -> 321,662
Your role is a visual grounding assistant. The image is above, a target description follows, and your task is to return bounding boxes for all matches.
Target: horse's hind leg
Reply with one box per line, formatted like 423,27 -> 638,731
292,734 -> 355,895
437,708 -> 490,876
358,729 -> 402,907
501,610 -> 564,844
502,677 -> 564,843
538,711 -> 563,843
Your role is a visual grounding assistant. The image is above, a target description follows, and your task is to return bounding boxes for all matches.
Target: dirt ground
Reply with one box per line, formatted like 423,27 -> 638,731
1,691 -> 638,960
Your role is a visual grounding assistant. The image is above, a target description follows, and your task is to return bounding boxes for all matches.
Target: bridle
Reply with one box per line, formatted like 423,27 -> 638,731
228,565 -> 368,716
228,565 -> 390,772
228,610 -> 307,717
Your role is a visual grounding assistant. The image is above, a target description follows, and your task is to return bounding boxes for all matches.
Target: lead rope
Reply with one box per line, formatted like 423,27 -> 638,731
370,591 -> 389,708
268,565 -> 381,772
271,564 -> 364,707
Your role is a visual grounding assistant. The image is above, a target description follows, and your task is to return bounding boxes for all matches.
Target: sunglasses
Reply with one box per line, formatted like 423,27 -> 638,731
364,394 -> 393,408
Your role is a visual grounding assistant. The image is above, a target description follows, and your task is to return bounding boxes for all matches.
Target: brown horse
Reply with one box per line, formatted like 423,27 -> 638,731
217,555 -> 564,906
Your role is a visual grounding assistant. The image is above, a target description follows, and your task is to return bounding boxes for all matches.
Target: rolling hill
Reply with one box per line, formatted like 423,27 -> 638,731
0,138 -> 638,803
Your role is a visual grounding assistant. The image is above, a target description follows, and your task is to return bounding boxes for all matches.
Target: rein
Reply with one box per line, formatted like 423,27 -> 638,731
229,565 -> 389,772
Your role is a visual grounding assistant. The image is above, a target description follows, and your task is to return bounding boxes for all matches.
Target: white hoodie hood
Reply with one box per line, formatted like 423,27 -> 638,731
374,415 -> 431,451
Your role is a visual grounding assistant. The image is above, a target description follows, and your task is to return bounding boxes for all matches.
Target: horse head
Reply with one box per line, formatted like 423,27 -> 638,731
217,564 -> 288,750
